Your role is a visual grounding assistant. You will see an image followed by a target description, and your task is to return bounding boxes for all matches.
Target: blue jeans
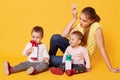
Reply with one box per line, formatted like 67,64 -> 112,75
49,34 -> 69,67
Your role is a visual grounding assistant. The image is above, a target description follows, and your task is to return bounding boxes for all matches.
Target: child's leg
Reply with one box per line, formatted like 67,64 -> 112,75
65,64 -> 86,76
3,61 -> 31,75
27,61 -> 49,75
73,64 -> 86,73
65,64 -> 75,76
59,63 -> 65,71
35,61 -> 49,72
12,61 -> 31,73
3,61 -> 13,75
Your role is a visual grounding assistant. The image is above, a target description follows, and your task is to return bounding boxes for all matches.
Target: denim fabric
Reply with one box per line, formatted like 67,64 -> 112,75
49,34 -> 69,55
49,55 -> 63,67
49,34 -> 69,67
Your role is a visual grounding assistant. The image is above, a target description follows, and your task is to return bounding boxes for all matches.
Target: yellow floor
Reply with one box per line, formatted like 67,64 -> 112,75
0,0 -> 120,80
1,53 -> 120,80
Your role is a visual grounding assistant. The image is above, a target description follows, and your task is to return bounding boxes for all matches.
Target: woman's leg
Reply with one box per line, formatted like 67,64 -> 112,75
49,55 -> 63,67
49,34 -> 69,55
49,34 -> 69,67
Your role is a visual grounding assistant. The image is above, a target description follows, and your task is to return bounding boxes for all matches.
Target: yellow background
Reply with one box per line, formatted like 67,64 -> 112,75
0,0 -> 120,80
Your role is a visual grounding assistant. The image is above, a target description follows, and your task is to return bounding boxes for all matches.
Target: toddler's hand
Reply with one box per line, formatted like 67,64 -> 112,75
26,47 -> 32,55
44,58 -> 49,64
86,68 -> 91,72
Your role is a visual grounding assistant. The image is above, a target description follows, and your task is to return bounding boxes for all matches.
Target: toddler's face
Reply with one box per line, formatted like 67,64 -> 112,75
31,31 -> 42,44
69,34 -> 81,47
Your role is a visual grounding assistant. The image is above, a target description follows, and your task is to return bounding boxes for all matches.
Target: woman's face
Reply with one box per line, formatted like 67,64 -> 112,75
79,13 -> 94,28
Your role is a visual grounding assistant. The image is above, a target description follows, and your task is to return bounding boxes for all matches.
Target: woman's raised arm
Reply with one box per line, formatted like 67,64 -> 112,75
61,9 -> 78,37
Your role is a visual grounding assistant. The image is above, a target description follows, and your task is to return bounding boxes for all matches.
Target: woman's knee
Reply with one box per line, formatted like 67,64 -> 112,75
50,34 -> 62,41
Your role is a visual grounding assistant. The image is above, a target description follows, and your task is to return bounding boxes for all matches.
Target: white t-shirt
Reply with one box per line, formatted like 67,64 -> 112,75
22,42 -> 49,62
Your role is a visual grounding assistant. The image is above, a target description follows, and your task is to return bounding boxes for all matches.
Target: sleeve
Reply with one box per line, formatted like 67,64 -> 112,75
22,42 -> 32,56
42,44 -> 49,59
91,22 -> 101,34
62,46 -> 70,63
83,48 -> 91,68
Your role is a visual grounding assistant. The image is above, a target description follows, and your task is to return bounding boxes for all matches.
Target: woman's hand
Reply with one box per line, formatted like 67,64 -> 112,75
72,4 -> 78,19
61,4 -> 78,37
110,67 -> 120,72
72,9 -> 78,19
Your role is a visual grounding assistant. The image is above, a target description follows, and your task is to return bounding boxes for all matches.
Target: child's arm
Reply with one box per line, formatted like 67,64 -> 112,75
23,43 -> 32,56
83,48 -> 91,70
62,47 -> 70,63
42,44 -> 50,64
25,47 -> 32,56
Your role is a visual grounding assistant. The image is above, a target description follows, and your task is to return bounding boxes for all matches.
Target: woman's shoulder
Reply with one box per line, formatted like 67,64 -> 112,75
90,22 -> 101,33
91,22 -> 101,28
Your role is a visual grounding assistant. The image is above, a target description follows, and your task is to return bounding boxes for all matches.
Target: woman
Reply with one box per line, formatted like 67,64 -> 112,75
49,6 -> 120,72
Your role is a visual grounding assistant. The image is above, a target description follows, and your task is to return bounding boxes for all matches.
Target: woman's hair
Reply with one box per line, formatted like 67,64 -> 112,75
31,26 -> 44,38
81,7 -> 101,22
81,7 -> 101,45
